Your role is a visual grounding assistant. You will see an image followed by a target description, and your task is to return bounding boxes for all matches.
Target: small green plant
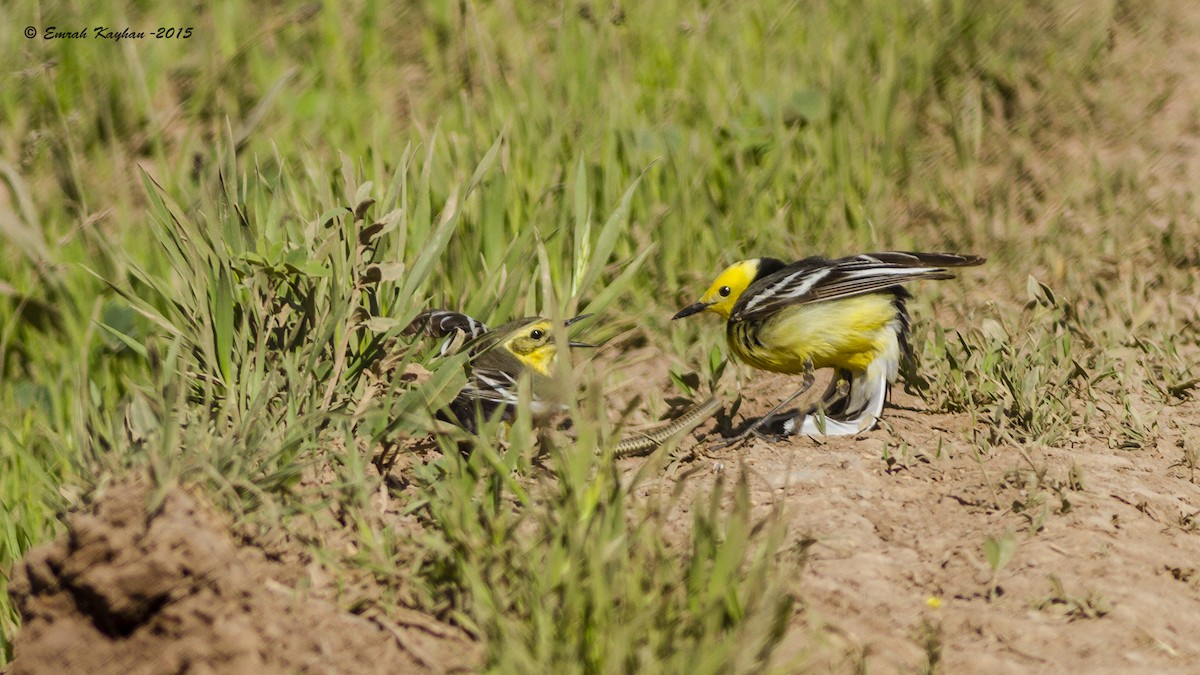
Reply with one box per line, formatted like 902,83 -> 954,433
668,368 -> 702,399
917,618 -> 944,675
1036,575 -> 1112,620
1175,432 -> 1199,484
706,344 -> 730,394
983,531 -> 1017,600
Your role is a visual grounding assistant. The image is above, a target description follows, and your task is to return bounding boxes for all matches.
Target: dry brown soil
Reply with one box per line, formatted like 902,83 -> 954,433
6,482 -> 477,675
635,380 -> 1200,673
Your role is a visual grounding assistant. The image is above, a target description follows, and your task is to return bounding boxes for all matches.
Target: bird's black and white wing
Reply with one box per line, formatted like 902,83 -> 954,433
462,367 -> 521,406
732,251 -> 983,322
447,365 -> 562,430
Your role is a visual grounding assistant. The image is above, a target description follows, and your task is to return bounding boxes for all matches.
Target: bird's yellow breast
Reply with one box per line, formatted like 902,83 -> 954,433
729,294 -> 899,373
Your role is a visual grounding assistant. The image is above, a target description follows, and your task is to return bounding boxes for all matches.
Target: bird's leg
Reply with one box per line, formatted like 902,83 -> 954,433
810,370 -> 851,419
711,365 -> 816,449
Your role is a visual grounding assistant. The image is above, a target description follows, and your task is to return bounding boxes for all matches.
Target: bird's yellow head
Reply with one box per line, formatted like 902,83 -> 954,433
672,259 -> 762,321
501,319 -> 557,375
497,316 -> 594,375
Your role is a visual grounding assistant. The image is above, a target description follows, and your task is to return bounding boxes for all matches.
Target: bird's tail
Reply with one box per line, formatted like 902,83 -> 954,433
863,251 -> 986,268
404,309 -> 490,356
796,323 -> 901,437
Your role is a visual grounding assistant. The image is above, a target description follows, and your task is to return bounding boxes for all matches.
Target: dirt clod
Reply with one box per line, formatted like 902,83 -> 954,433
7,483 -> 472,675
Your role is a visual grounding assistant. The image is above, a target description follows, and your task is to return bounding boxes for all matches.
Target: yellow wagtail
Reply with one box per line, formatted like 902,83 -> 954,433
672,251 -> 984,440
406,309 -> 723,455
404,310 -> 593,433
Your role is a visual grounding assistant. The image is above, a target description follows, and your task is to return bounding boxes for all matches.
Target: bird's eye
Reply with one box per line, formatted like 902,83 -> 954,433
530,329 -> 544,340
718,286 -> 731,297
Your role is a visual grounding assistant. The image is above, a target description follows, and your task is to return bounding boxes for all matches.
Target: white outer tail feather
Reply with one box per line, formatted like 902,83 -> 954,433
791,321 -> 901,437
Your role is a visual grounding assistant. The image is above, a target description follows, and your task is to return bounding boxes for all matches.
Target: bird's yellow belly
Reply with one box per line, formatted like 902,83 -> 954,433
728,294 -> 898,373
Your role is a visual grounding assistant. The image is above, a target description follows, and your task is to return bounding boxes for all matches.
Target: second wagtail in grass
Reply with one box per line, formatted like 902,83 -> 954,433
673,251 -> 984,441
405,310 -> 594,433
407,309 -> 722,454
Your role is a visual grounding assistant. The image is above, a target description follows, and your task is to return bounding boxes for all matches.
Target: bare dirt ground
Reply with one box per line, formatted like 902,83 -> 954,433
6,482 -> 478,675
637,382 -> 1200,673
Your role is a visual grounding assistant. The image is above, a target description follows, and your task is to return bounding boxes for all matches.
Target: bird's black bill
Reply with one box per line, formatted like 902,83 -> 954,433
672,302 -> 711,320
564,314 -> 592,327
565,315 -> 594,347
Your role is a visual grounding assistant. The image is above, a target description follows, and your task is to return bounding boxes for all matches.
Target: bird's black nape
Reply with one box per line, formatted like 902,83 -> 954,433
753,257 -> 789,282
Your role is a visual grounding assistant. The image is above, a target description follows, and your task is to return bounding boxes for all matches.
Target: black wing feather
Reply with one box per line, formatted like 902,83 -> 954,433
732,251 -> 983,322
404,309 -> 491,356
403,309 -> 490,340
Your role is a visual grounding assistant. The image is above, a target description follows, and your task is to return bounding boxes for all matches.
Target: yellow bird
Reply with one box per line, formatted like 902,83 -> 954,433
406,310 -> 721,454
405,310 -> 593,433
673,251 -> 984,440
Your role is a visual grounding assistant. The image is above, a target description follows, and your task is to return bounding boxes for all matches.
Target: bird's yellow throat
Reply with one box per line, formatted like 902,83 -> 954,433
502,320 -> 558,375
